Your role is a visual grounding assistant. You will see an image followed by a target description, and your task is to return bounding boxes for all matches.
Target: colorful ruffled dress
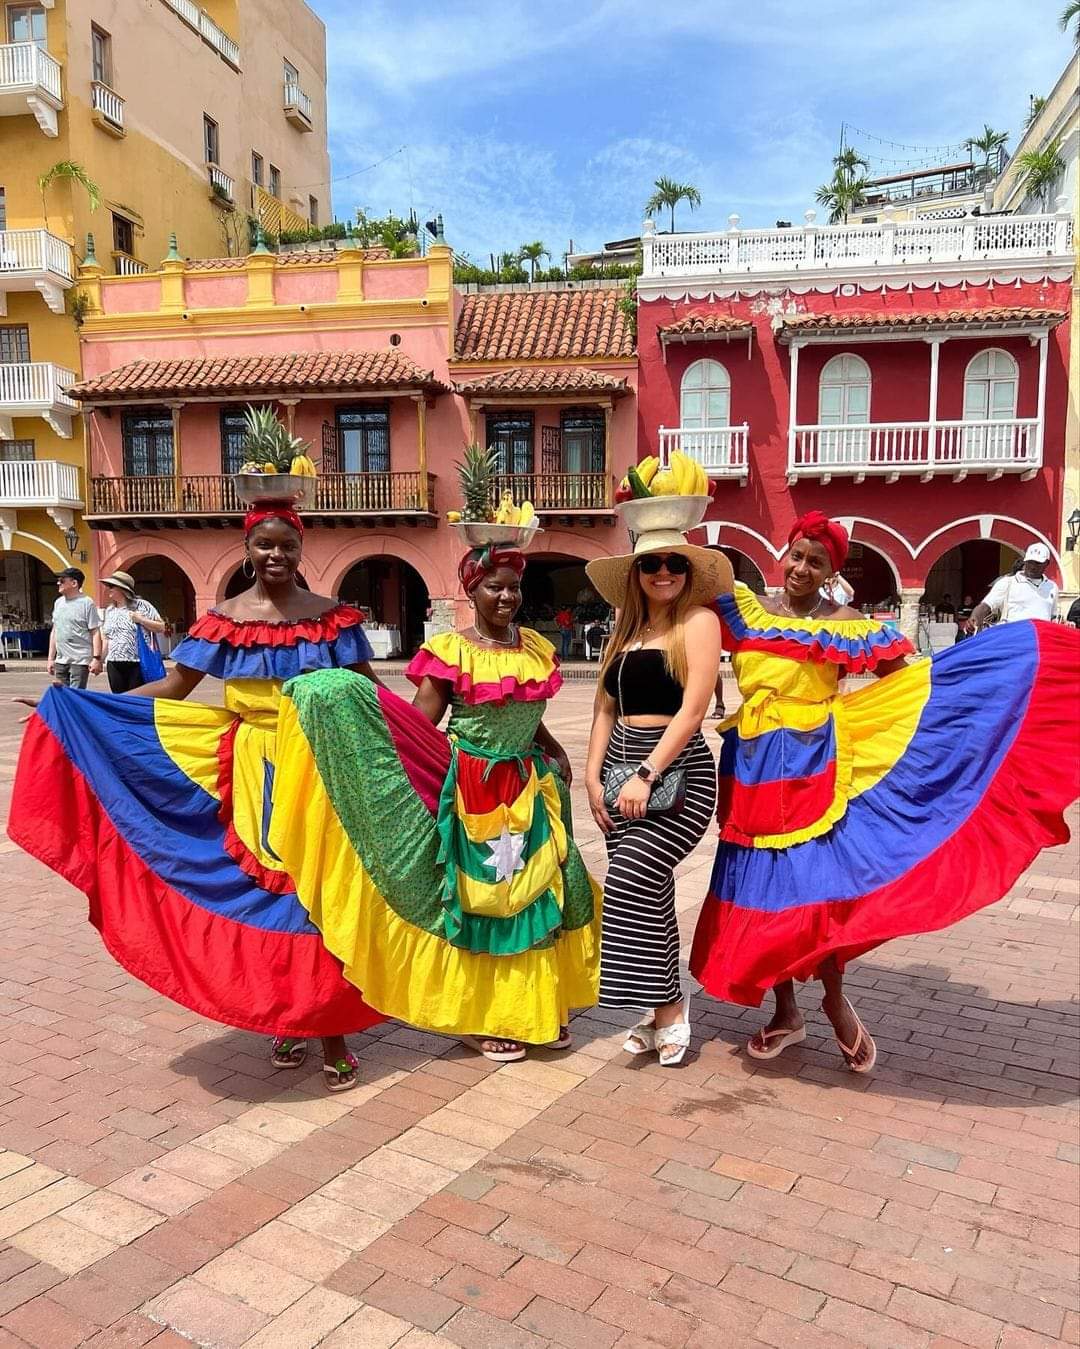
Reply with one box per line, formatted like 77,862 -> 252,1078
270,628 -> 601,1043
8,604 -> 381,1038
690,584 -> 1080,1007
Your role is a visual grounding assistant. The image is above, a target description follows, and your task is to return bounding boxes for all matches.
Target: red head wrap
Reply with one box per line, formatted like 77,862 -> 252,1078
458,546 -> 525,595
244,502 -> 304,538
788,511 -> 849,573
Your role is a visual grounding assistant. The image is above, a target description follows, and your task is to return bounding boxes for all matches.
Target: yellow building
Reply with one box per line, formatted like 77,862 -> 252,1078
0,0 -> 330,627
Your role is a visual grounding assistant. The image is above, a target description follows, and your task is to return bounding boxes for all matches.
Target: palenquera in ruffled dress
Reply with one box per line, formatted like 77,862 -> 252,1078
269,626 -> 601,1043
690,583 -> 1080,1007
9,604 -> 382,1037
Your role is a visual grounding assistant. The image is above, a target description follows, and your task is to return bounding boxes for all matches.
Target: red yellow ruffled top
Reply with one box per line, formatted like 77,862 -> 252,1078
406,627 -> 562,704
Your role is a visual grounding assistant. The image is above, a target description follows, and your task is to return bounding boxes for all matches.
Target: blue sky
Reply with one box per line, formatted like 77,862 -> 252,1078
309,0 -> 1073,263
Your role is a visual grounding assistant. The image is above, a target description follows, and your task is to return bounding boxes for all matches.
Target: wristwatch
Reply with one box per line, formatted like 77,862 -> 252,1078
636,759 -> 661,784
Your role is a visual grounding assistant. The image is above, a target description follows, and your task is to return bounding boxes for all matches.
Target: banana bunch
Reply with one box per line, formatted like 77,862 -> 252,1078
616,451 -> 710,501
236,455 -> 318,477
289,454 -> 317,477
493,493 -> 536,527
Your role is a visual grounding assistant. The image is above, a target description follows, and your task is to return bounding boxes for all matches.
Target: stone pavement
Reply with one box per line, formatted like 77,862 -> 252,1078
0,667 -> 1076,1349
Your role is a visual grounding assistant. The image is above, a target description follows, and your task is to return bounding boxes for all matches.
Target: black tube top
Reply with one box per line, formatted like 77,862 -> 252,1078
603,648 -> 684,717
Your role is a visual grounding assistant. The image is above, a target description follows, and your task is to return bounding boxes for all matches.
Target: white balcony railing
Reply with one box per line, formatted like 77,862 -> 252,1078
659,425 -> 750,480
112,251 -> 149,276
0,459 -> 82,509
0,363 -> 77,439
91,80 -> 124,130
641,211 -> 1075,280
207,163 -> 235,202
161,0 -> 240,68
790,418 -> 1040,480
0,42 -> 63,134
284,81 -> 312,122
0,228 -> 73,283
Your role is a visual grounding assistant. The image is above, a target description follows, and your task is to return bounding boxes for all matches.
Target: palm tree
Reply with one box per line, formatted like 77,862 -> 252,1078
1026,95 -> 1048,130
38,161 -> 101,233
833,147 -> 869,176
1014,137 -> 1066,209
518,241 -> 550,283
815,168 -> 869,224
1061,0 -> 1080,45
965,124 -> 1009,183
644,177 -> 702,233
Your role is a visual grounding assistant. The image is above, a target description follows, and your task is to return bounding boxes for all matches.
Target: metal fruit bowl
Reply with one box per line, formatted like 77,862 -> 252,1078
451,520 -> 542,549
233,473 -> 317,509
618,495 -> 710,535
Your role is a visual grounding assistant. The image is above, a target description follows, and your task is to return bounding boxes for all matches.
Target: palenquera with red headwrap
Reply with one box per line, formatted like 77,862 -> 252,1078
268,542 -> 601,1060
10,499 -> 385,1087
690,512 -> 1080,1071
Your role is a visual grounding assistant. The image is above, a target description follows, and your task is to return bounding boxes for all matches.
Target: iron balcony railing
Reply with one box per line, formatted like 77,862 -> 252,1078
490,472 -> 612,511
0,228 -> 73,282
0,41 -> 62,103
90,472 -> 437,516
0,458 -> 82,508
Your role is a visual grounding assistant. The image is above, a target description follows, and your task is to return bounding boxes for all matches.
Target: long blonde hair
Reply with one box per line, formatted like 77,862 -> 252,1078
598,561 -> 695,691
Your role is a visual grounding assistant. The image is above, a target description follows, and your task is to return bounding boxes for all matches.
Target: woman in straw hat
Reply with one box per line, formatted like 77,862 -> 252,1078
99,569 -> 167,693
584,525 -> 732,1065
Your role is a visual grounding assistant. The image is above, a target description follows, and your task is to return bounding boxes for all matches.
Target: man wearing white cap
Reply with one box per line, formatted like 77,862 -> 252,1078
971,544 -> 1058,629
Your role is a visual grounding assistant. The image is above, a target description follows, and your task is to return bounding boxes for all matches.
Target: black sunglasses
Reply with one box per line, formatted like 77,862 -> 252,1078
637,553 -> 690,576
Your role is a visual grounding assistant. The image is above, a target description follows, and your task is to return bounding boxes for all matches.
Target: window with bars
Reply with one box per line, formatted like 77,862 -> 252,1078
220,407 -> 249,474
0,440 -> 34,461
122,409 -> 174,477
0,326 -> 30,364
558,408 -> 604,473
486,412 -> 534,475
336,405 -> 389,473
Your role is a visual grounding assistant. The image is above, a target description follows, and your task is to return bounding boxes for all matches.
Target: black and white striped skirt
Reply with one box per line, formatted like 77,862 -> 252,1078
599,722 -> 717,1010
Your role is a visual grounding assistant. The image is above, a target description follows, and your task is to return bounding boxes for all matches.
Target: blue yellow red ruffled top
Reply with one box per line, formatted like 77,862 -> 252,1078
405,627 -> 562,704
172,603 -> 373,680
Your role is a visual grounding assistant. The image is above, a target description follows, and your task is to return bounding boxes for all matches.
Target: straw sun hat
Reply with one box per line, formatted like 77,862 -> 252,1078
586,529 -> 734,609
100,570 -> 137,597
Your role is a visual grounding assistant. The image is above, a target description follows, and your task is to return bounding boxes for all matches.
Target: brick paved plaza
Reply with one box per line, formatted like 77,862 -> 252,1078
0,669 -> 1077,1349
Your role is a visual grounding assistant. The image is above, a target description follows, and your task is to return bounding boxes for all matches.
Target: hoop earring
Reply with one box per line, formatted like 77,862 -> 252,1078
242,558 -> 255,579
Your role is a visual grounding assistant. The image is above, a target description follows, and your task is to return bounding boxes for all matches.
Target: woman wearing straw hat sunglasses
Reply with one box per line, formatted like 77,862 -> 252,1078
584,528 -> 731,1065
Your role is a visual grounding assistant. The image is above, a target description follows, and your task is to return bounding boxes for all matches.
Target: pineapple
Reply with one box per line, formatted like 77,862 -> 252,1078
455,443 -> 498,522
240,404 -> 314,474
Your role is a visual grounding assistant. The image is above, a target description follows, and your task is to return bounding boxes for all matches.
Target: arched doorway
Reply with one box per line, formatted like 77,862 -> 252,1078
519,554 -> 603,659
224,565 -> 309,601
922,540 -> 1020,616
716,547 -> 766,594
338,556 -> 429,655
0,550 -> 55,627
127,556 -> 197,637
840,542 -> 898,611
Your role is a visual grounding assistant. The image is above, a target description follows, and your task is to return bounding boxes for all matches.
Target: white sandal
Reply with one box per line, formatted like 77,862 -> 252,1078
623,1020 -> 656,1055
746,1024 -> 807,1060
654,997 -> 692,1067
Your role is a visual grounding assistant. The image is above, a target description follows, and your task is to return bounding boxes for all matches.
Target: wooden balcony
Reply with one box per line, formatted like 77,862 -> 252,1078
490,472 -> 613,519
88,472 -> 437,529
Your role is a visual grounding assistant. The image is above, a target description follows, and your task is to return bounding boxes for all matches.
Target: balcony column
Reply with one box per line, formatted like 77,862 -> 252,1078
167,401 -> 184,512
279,398 -> 300,434
414,395 -> 428,507
602,401 -> 613,507
926,336 -> 944,466
786,341 -> 802,473
1034,332 -> 1048,466
470,401 -> 482,447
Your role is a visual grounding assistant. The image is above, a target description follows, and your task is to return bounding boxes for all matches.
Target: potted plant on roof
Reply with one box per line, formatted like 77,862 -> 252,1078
234,404 -> 318,508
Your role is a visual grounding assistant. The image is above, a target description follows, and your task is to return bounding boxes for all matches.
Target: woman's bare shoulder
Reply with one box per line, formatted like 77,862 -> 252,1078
685,604 -> 721,630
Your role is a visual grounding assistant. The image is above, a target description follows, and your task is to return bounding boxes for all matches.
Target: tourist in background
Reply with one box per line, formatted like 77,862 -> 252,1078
100,570 -> 167,693
971,544 -> 1058,628
48,567 -> 102,689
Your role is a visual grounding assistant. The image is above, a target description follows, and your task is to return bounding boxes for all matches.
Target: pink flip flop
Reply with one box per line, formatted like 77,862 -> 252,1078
745,1024 -> 807,1060
828,997 -> 877,1074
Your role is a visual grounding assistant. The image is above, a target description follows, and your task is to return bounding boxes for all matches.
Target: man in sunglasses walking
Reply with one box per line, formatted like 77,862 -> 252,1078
48,567 -> 103,689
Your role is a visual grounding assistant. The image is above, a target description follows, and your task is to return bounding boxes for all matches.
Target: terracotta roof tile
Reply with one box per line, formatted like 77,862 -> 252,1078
659,311 -> 754,337
454,288 -> 635,361
69,351 -> 448,401
776,307 -> 1066,337
453,367 -> 628,397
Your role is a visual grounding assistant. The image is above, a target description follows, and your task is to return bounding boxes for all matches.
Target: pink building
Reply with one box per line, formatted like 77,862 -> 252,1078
69,239 -> 637,651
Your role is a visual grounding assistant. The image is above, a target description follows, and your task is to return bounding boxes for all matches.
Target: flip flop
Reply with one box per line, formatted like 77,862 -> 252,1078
323,1051 -> 360,1092
461,1036 -> 528,1063
745,1024 -> 807,1060
270,1037 -> 307,1069
545,1026 -> 572,1050
827,996 -> 877,1074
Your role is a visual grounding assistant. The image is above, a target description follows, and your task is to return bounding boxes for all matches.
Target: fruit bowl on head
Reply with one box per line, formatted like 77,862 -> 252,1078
452,520 -> 542,549
618,495 -> 709,535
233,472 -> 317,510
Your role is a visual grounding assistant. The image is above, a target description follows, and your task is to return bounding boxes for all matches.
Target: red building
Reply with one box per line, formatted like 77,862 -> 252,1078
636,207 -> 1074,637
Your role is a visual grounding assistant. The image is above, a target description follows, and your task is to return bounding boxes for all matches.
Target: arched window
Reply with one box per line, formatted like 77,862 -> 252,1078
818,353 -> 871,425
963,348 -> 1018,421
680,359 -> 730,429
